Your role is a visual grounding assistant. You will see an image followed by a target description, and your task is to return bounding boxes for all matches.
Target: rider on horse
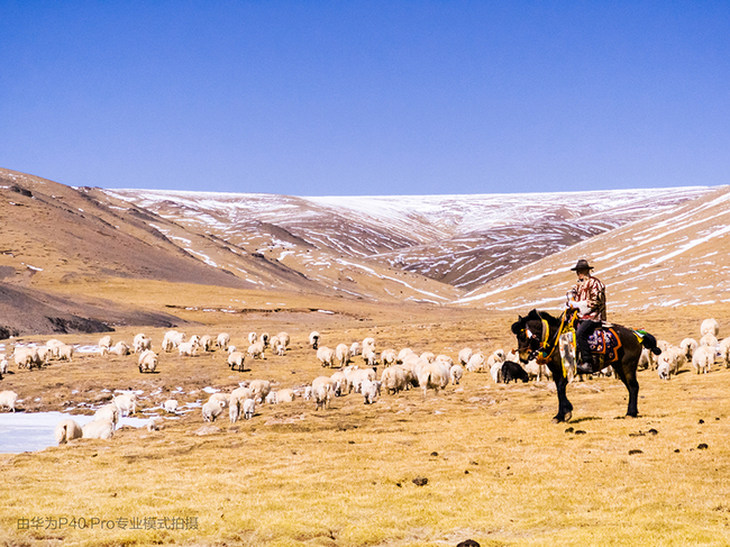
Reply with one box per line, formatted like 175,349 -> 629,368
566,259 -> 606,375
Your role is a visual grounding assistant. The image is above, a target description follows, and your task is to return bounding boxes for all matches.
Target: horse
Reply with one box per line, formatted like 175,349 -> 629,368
511,309 -> 661,422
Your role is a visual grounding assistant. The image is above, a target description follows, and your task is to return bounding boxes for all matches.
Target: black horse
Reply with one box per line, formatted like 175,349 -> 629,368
511,309 -> 661,422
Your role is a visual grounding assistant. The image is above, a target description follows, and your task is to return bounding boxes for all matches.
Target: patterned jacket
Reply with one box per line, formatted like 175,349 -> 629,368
569,275 -> 606,321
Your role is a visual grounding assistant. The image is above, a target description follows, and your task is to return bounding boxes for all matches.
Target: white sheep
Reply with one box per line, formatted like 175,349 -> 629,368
259,332 -> 270,347
82,418 -> 115,440
57,344 -> 74,362
311,377 -> 334,410
209,392 -> 230,408
361,378 -> 381,404
0,390 -> 19,412
199,334 -> 214,352
216,332 -> 231,351
275,331 -> 291,349
109,341 -> 130,356
0,357 -> 8,376
380,348 -> 397,367
45,339 -> 65,358
380,365 -> 408,394
113,393 -> 136,417
227,351 -> 246,372
248,331 -> 258,344
450,363 -> 464,384
138,349 -> 158,373
309,331 -> 320,349
700,318 -> 720,337
202,399 -> 225,422
265,391 -> 278,405
362,347 -> 378,367
242,398 -> 256,420
54,419 -> 83,444
94,403 -> 120,426
350,367 -> 376,393
679,338 -> 698,361
362,337 -> 376,353
162,330 -> 185,352
397,348 -> 415,363
133,333 -> 152,354
458,348 -> 473,366
98,335 -> 113,354
316,346 -> 336,368
416,360 -> 450,397
699,333 -> 719,348
490,361 -> 503,383
335,343 -> 351,368
178,340 -> 198,357
719,337 -> 730,368
419,351 -> 436,363
13,347 -> 39,369
486,349 -> 506,368
330,371 -> 350,396
163,399 -> 179,413
276,388 -> 296,403
247,341 -> 266,360
465,352 -> 486,373
692,345 -> 714,374
245,379 -> 271,403
350,342 -> 361,357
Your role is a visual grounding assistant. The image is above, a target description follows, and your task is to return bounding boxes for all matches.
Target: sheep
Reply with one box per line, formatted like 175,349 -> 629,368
502,361 -> 529,383
209,392 -> 230,408
419,351 -> 435,363
316,346 -> 336,368
227,351 -> 246,372
524,359 -> 548,382
246,379 -> 271,403
45,339 -> 65,358
248,331 -> 258,344
450,363 -> 464,385
216,332 -> 231,351
458,348 -> 473,366
57,344 -> 74,362
276,388 -> 296,403
94,403 -> 120,426
692,345 -> 714,374
138,349 -> 158,373
311,377 -> 334,410
350,367 -> 377,393
54,419 -> 83,444
466,352 -> 486,373
259,332 -> 270,347
0,390 -> 19,412
719,337 -> 730,368
361,378 -> 381,404
272,340 -> 287,356
350,342 -> 361,357
0,357 -> 7,376
242,398 -> 256,420
397,347 -> 415,363
380,365 -> 408,394
638,347 -> 659,370
362,347 -> 378,367
247,341 -> 266,360
162,330 -> 185,352
416,360 -> 450,397
178,340 -> 199,357
700,318 -> 720,337
82,418 -> 115,440
265,391 -> 278,405
109,341 -> 130,356
202,399 -> 226,422
362,337 -> 376,353
657,346 -> 686,380
199,334 -> 214,352
490,361 -> 503,383
13,347 -> 39,369
699,333 -> 719,348
133,333 -> 152,354
98,335 -> 113,354
228,387 -> 252,423
680,338 -> 699,361
309,331 -> 320,349
113,393 -> 136,417
335,343 -> 351,368
275,331 -> 291,349
330,371 -> 351,396
486,349 -> 506,369
380,348 -> 397,367
163,399 -> 179,413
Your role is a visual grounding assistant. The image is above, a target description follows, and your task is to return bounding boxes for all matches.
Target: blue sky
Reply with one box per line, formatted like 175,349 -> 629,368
1,1 -> 729,196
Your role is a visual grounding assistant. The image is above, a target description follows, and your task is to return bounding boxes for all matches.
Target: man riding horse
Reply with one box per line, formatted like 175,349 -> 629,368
566,258 -> 606,375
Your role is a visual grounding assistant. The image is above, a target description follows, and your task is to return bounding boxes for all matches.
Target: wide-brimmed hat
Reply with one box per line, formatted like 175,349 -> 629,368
570,259 -> 594,271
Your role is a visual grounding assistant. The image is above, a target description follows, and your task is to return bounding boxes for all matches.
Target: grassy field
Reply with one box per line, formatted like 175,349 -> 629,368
1,282 -> 729,546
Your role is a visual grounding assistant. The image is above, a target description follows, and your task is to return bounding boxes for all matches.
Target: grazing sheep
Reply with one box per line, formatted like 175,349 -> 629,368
380,348 -> 397,367
276,388 -> 296,403
317,346 -> 336,368
311,377 -> 333,410
202,399 -> 226,422
350,342 -> 361,357
362,347 -> 378,367
466,352 -> 486,372
199,334 -> 214,352
700,318 -> 720,337
242,398 -> 256,419
265,391 -> 278,405
275,331 -> 291,349
699,333 -> 719,348
335,343 -> 351,368
0,357 -> 7,376
113,393 -> 136,417
362,337 -> 376,353
209,392 -> 231,408
98,335 -> 112,353
309,331 -> 320,349
163,399 -> 179,413
248,331 -> 258,344
458,348 -> 473,366
397,348 -> 415,363
245,379 -> 272,403
419,351 -> 436,363
450,363 -> 464,384
138,349 -> 158,373
680,338 -> 699,361
350,367 -> 377,393
259,332 -> 270,347
490,362 -> 503,383
94,403 -> 120,426
524,359 -> 549,382
227,351 -> 246,372
162,330 -> 185,352
13,347 -> 39,369
45,339 -> 65,358
216,332 -> 231,351
178,340 -> 199,357
502,361 -> 529,383
247,341 -> 266,360
0,390 -> 19,412
82,418 -> 115,440
54,419 -> 83,444
272,340 -> 286,356
330,371 -> 351,396
133,333 -> 152,354
416,360 -> 450,397
638,346 -> 659,370
381,365 -> 408,394
657,346 -> 686,380
109,341 -> 130,356
486,349 -> 506,369
361,378 -> 381,404
692,345 -> 714,374
57,344 -> 74,362
719,337 -> 730,368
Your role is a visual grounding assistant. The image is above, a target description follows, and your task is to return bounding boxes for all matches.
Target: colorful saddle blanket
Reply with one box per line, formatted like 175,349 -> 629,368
587,327 -> 622,364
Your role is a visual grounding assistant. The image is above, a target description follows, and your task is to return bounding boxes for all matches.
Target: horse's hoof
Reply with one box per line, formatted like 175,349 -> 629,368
564,411 -> 572,422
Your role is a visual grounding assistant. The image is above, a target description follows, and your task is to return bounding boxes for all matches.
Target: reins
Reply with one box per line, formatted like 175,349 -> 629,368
535,310 -> 573,366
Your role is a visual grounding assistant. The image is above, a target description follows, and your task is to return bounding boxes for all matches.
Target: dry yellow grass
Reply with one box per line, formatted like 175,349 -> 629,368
1,281 -> 729,546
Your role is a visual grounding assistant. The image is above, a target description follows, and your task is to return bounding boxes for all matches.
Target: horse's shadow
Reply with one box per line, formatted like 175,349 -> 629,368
569,416 -> 603,424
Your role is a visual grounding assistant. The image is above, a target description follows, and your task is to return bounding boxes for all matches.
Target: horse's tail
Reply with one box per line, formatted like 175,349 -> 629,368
637,330 -> 662,355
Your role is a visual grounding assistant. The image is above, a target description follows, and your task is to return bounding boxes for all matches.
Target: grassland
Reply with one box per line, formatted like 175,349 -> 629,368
1,281 -> 729,546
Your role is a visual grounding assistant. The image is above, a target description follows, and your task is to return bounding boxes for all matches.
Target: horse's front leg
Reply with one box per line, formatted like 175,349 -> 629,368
551,366 -> 573,423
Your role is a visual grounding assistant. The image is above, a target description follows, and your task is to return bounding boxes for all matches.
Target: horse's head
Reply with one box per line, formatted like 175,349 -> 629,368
510,309 -> 545,363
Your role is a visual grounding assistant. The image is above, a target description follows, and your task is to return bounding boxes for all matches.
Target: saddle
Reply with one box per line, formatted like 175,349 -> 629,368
586,326 -> 622,367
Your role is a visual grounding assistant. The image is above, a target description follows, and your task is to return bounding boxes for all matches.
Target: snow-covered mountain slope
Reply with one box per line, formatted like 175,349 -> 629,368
109,186 -> 715,291
457,185 -> 730,311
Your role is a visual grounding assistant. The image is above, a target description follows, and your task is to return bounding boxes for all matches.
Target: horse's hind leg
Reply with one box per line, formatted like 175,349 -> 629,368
613,364 -> 639,417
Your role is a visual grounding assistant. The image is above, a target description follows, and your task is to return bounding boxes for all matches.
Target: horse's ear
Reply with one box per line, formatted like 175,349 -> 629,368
511,319 -> 522,334
527,309 -> 540,320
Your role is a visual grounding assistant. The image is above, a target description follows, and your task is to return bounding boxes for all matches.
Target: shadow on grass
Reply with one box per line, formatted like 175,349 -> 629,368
570,416 -> 603,424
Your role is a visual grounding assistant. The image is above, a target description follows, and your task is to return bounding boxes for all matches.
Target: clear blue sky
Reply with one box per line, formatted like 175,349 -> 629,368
1,1 -> 729,195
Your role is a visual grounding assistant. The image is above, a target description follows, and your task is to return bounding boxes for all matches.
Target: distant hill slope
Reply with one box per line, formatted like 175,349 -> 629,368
456,185 -> 730,312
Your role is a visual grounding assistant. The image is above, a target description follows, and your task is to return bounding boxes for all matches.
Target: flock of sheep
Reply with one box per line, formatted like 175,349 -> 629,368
0,316 -> 727,447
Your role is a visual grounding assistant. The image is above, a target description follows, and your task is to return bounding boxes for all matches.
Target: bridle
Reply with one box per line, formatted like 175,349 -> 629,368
522,310 -> 574,365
